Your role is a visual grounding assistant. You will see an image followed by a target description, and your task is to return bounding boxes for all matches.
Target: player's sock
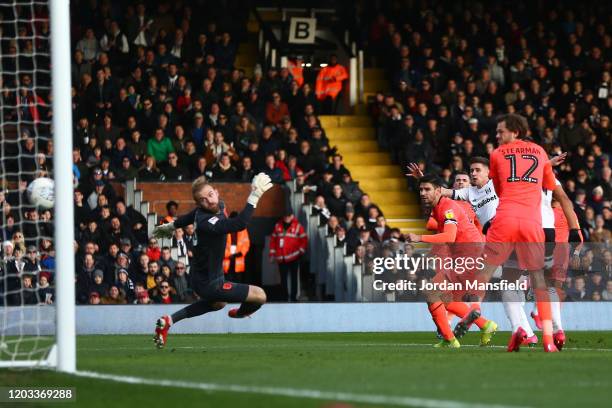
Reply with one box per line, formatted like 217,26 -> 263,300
445,302 -> 469,318
548,287 -> 563,332
428,302 -> 454,341
470,304 -> 488,330
447,312 -> 456,326
534,289 -> 554,346
171,301 -> 217,324
234,302 -> 262,317
518,308 -> 535,338
502,289 -> 525,333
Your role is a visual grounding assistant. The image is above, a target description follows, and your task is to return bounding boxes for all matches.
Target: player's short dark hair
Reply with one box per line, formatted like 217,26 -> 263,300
470,156 -> 490,168
419,174 -> 443,188
453,171 -> 469,182
497,114 -> 529,139
166,200 -> 178,211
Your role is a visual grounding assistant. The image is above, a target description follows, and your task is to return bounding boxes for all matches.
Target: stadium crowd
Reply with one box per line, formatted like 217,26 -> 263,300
0,0 -> 382,305
0,0 -> 610,305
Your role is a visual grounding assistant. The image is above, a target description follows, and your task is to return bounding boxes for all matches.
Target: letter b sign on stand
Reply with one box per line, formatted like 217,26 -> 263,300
288,18 -> 316,44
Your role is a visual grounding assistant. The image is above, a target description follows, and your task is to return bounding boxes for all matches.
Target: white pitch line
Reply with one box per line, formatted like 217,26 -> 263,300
78,342 -> 612,352
73,370 -> 530,408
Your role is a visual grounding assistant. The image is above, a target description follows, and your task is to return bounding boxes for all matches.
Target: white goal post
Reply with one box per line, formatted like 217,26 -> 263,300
51,0 -> 76,373
0,0 -> 74,372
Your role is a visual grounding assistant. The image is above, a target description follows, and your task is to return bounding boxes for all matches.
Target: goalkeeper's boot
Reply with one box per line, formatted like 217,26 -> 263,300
522,333 -> 538,348
507,327 -> 528,352
228,308 -> 252,319
553,330 -> 566,351
154,315 -> 172,349
531,311 -> 543,330
479,320 -> 498,346
433,338 -> 460,348
453,308 -> 481,339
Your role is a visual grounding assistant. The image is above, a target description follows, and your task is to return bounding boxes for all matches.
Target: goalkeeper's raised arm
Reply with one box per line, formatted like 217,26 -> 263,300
153,173 -> 273,238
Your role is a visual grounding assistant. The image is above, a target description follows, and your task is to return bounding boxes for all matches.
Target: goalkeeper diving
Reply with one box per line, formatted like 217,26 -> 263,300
152,173 -> 273,348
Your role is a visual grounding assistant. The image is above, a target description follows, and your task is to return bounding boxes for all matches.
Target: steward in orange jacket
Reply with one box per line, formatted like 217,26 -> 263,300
315,54 -> 348,101
223,229 -> 250,274
288,57 -> 304,87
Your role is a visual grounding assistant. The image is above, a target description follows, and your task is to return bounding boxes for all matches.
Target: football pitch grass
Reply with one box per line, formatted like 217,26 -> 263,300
1,331 -> 611,408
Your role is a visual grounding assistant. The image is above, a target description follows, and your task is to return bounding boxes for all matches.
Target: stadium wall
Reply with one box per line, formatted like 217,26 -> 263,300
3,303 -> 612,335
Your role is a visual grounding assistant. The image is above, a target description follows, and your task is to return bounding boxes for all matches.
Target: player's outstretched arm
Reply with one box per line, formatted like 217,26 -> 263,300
153,208 -> 198,238
406,163 -> 453,197
201,173 -> 273,235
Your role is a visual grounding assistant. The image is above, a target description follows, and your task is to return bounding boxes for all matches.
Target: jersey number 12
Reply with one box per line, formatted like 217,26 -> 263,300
504,154 -> 538,183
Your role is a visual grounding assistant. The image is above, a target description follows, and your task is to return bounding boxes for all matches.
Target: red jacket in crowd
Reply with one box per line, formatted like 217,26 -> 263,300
269,216 -> 308,263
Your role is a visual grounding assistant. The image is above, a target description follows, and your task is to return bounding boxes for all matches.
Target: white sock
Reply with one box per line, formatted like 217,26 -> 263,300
548,287 -> 563,332
519,305 -> 535,338
502,290 -> 527,333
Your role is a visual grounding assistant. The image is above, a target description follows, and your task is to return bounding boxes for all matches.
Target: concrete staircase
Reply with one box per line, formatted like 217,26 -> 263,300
318,66 -> 429,235
319,114 -> 427,236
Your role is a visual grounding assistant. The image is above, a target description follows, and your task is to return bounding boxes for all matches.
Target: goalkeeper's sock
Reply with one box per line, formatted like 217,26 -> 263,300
429,302 -> 454,341
171,301 -> 217,324
235,302 -> 262,317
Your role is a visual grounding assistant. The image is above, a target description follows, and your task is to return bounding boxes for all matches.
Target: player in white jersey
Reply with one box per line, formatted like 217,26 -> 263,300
408,157 -> 497,232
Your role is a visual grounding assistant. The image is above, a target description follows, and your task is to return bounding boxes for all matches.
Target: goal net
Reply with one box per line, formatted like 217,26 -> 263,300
0,0 -> 75,370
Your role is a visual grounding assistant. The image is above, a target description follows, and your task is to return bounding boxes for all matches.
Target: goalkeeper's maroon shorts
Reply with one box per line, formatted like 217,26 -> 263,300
191,277 -> 250,303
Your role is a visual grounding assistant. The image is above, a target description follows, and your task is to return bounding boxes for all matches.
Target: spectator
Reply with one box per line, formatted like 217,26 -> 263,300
211,153 -> 238,180
138,155 -> 162,181
327,184 -> 348,217
146,238 -> 161,262
147,128 -> 175,163
151,280 -> 176,304
115,268 -> 135,303
162,152 -> 190,181
371,216 -> 392,243
101,285 -> 127,305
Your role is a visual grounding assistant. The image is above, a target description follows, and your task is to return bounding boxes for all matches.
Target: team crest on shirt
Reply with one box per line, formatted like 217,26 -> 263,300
208,216 -> 219,225
444,209 -> 455,220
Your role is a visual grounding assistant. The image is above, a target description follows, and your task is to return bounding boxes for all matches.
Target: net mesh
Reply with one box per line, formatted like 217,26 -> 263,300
0,0 -> 56,366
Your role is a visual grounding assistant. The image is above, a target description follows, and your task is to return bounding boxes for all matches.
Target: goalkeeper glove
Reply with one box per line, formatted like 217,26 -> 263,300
247,173 -> 273,208
153,222 -> 176,239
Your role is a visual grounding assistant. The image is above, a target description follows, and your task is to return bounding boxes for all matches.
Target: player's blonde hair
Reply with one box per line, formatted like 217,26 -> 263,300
191,176 -> 210,200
